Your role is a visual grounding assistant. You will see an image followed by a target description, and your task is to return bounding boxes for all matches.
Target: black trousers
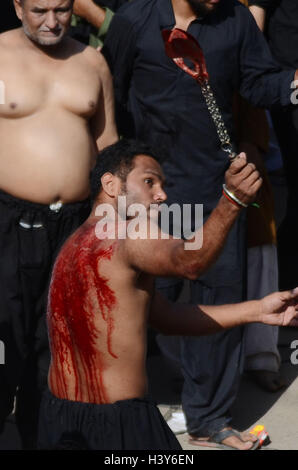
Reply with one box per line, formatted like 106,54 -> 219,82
157,213 -> 247,436
271,105 -> 298,290
0,191 -> 90,448
38,389 -> 182,450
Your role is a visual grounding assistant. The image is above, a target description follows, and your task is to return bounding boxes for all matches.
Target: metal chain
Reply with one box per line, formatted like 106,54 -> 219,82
201,82 -> 237,160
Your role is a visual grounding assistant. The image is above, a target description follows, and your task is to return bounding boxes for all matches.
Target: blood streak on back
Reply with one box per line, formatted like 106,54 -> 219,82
48,223 -> 117,403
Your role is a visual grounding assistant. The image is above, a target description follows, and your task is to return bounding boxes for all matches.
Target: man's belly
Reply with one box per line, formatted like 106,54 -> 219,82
0,110 -> 96,204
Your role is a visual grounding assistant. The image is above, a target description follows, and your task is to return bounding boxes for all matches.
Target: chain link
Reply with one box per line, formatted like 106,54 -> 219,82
201,82 -> 237,160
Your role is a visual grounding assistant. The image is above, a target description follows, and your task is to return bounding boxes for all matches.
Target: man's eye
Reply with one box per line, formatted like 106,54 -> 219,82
145,178 -> 153,185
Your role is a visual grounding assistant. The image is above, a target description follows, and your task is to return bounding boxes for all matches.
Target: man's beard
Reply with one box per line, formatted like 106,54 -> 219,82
22,18 -> 65,46
118,185 -> 155,219
185,0 -> 217,17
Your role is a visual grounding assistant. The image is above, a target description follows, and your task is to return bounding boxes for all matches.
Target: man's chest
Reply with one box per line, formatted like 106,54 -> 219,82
132,20 -> 241,97
0,53 -> 101,118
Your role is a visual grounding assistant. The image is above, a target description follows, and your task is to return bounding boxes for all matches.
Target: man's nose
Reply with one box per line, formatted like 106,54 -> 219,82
154,188 -> 167,203
45,11 -> 58,29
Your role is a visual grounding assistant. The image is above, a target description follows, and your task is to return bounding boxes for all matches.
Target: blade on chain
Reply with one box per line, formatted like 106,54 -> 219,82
162,28 -> 237,160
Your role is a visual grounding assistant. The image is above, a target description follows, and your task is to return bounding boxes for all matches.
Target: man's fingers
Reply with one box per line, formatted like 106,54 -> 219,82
250,178 -> 263,196
287,318 -> 298,328
238,162 -> 258,179
291,287 -> 298,298
228,152 -> 247,174
246,172 -> 263,189
237,175 -> 262,200
281,288 -> 298,302
226,153 -> 263,203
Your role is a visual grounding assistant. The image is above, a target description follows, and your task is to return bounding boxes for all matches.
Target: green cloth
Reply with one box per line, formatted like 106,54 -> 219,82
71,7 -> 114,49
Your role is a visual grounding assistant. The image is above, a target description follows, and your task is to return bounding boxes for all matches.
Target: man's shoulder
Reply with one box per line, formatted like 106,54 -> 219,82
216,0 -> 255,29
66,37 -> 108,71
218,0 -> 251,16
0,28 -> 21,48
231,0 -> 255,18
79,44 -> 111,77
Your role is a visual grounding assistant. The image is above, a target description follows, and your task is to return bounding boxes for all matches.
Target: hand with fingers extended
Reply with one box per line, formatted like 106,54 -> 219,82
259,288 -> 298,327
224,152 -> 262,208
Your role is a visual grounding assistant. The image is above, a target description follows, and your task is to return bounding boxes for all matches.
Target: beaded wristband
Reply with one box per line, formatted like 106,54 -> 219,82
222,184 -> 248,208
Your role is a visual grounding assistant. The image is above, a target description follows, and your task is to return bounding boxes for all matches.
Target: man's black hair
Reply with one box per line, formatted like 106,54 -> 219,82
90,139 -> 165,204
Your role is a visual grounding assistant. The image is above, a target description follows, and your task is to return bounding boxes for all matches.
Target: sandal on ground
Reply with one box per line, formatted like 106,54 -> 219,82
188,428 -> 260,450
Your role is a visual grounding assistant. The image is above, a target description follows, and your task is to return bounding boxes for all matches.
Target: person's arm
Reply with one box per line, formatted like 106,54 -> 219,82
248,0 -> 279,9
101,13 -> 137,136
124,154 -> 262,279
73,0 -> 107,29
148,289 -> 298,336
72,0 -> 115,49
249,5 -> 266,31
90,52 -> 118,151
238,7 -> 296,108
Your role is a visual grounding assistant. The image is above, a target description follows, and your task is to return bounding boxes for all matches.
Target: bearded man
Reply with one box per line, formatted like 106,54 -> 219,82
0,0 -> 117,448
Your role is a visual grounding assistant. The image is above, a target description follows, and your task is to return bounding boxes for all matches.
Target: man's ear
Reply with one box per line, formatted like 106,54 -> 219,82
101,173 -> 121,198
13,0 -> 23,21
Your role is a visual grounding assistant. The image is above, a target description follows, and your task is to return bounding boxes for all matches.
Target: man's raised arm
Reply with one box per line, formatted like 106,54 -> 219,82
124,154 -> 262,279
73,0 -> 107,29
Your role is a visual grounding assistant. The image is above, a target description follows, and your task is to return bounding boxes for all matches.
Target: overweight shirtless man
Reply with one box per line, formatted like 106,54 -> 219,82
0,0 -> 117,448
39,140 -> 298,450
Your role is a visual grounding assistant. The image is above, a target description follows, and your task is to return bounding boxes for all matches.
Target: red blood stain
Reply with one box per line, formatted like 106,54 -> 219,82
48,222 -> 117,403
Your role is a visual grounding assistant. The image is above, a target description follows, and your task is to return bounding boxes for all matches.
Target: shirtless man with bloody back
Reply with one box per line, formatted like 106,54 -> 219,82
0,0 -> 117,448
40,140 -> 298,450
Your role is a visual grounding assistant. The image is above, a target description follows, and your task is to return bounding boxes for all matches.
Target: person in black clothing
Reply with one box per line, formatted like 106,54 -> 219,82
249,0 -> 298,291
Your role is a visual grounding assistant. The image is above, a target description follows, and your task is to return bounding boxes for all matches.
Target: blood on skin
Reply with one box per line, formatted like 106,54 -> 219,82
48,222 -> 117,403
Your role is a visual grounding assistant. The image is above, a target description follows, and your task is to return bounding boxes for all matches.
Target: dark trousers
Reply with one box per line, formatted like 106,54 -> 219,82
0,191 -> 90,448
38,389 -> 182,450
271,105 -> 298,290
157,213 -> 246,436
